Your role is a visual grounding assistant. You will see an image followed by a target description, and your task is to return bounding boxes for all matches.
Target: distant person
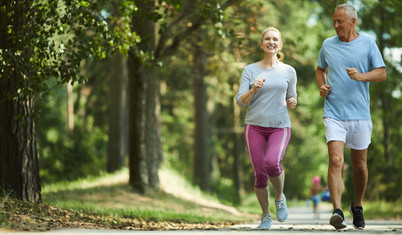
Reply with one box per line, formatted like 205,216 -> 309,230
236,26 -> 297,230
309,176 -> 324,219
315,3 -> 386,230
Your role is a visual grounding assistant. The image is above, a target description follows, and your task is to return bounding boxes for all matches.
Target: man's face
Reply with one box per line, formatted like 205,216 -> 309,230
333,9 -> 355,40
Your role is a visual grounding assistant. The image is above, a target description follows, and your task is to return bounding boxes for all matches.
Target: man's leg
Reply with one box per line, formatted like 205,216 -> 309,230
327,141 -> 347,229
327,141 -> 345,210
348,148 -> 368,229
350,148 -> 368,207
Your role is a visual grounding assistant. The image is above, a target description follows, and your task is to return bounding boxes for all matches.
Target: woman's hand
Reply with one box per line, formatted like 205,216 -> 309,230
286,97 -> 297,109
251,78 -> 266,92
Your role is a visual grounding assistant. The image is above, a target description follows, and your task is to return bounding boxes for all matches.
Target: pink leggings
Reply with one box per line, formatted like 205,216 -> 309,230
244,124 -> 291,188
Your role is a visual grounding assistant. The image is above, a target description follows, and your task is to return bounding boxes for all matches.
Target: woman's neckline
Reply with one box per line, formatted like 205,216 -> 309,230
256,60 -> 280,70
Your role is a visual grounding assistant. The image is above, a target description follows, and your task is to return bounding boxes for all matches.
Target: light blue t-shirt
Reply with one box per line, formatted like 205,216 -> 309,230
317,33 -> 385,120
236,62 -> 297,128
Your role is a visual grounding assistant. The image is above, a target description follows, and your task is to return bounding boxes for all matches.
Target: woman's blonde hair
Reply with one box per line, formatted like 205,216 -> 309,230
260,27 -> 284,61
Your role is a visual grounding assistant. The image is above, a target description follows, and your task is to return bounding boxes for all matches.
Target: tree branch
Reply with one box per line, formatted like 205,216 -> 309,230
154,0 -> 240,60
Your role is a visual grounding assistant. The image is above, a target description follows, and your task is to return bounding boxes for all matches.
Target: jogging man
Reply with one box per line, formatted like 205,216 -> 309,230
315,3 -> 386,230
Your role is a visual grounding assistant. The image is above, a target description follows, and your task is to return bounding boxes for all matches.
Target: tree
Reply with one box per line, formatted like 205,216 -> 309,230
107,53 -> 129,173
127,0 -> 240,192
192,30 -> 211,191
128,0 -> 159,192
0,0 -> 134,202
107,1 -> 129,173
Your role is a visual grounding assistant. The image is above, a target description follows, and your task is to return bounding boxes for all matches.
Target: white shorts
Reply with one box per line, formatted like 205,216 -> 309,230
323,117 -> 373,150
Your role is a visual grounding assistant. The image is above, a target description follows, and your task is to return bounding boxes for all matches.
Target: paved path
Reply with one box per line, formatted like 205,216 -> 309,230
3,205 -> 401,234
231,205 -> 402,234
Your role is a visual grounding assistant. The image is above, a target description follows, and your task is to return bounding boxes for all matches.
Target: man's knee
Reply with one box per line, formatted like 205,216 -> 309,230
328,141 -> 345,168
329,153 -> 343,167
351,149 -> 367,170
352,159 -> 367,172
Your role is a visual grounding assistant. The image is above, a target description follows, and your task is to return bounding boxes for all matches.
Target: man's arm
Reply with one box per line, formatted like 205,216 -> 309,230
346,67 -> 386,82
315,66 -> 331,98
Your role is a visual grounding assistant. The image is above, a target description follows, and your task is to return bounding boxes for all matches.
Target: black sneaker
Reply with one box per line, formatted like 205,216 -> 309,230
349,202 -> 365,229
329,208 -> 347,230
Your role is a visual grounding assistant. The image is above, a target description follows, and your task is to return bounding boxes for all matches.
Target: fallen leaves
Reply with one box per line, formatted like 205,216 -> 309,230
0,198 -> 238,232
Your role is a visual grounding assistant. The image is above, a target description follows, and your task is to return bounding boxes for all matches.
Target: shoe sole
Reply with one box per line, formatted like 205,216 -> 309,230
330,214 -> 347,230
348,205 -> 365,230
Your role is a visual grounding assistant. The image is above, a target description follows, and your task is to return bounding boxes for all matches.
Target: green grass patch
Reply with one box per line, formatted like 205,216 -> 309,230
362,200 -> 401,220
41,168 -> 253,224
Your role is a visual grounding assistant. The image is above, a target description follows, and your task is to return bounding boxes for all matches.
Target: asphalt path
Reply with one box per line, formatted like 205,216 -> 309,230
3,205 -> 401,234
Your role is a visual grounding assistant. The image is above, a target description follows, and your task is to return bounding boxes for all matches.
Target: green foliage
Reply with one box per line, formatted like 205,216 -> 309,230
36,79 -> 108,184
0,0 -> 136,101
285,84 -> 329,198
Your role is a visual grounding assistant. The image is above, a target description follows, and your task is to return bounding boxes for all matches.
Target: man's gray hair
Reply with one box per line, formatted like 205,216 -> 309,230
335,3 -> 357,19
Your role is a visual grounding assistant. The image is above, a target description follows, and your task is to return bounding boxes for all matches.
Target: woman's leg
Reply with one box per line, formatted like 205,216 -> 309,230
266,128 -> 290,199
244,125 -> 270,214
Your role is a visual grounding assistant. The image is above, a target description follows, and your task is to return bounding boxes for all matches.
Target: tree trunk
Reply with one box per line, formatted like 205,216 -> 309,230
67,82 -> 74,134
192,38 -> 210,191
145,64 -> 162,187
377,1 -> 391,167
120,58 -> 129,169
0,0 -> 41,203
376,1 -> 393,187
128,53 -> 147,193
232,90 -> 244,204
0,84 -> 41,202
107,53 -> 128,173
128,0 -> 161,192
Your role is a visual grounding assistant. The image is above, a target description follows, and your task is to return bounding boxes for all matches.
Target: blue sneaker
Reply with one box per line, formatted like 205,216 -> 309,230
275,194 -> 288,222
257,214 -> 272,230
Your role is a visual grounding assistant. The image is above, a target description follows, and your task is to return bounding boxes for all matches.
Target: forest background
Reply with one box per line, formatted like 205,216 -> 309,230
0,0 -> 401,209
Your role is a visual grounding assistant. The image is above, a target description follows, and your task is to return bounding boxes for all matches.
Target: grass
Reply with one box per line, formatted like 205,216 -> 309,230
363,200 -> 402,220
41,167 -> 254,224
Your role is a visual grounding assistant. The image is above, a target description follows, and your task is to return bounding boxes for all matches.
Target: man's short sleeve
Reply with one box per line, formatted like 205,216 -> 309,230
317,46 -> 327,69
369,40 -> 386,69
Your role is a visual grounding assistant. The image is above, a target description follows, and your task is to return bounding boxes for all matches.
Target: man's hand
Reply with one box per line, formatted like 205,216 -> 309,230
346,68 -> 364,81
319,84 -> 331,98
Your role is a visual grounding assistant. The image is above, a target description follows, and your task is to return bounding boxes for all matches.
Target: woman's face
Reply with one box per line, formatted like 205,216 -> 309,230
260,30 -> 282,55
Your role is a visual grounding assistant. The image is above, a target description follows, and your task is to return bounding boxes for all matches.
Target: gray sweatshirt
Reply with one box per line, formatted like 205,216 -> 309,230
236,62 -> 297,128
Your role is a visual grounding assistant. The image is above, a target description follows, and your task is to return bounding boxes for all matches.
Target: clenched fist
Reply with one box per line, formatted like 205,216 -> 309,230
252,78 -> 266,92
319,84 -> 331,98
